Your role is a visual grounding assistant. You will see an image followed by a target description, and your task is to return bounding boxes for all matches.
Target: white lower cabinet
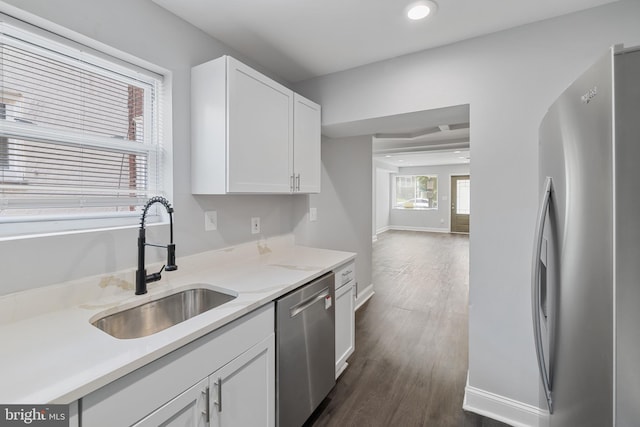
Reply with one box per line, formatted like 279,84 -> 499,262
133,334 -> 275,427
334,261 -> 356,379
210,335 -> 275,427
81,304 -> 274,427
133,378 -> 208,427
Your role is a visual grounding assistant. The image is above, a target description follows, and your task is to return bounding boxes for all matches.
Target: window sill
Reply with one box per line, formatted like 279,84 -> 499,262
392,207 -> 438,211
0,216 -> 166,242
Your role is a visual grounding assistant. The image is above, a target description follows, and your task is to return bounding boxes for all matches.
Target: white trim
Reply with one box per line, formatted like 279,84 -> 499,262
335,361 -> 349,379
374,225 -> 391,241
376,225 -> 391,235
355,283 -> 374,310
463,377 -> 548,427
389,225 -> 449,233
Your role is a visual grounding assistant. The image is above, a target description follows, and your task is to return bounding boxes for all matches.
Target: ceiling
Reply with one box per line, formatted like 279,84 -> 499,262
370,104 -> 470,168
374,149 -> 470,169
152,0 -> 618,83
152,0 -> 617,167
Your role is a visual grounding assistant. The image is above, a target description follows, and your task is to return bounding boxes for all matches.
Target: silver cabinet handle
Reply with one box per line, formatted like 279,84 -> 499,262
296,173 -> 301,191
203,387 -> 210,422
290,174 -> 295,192
213,377 -> 222,413
531,176 -> 553,413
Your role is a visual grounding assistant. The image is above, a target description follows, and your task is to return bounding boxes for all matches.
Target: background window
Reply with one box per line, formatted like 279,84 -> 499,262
0,22 -> 165,235
394,175 -> 438,209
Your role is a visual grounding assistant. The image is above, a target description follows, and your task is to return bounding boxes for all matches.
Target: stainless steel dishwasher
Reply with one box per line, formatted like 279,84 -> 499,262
276,272 -> 335,427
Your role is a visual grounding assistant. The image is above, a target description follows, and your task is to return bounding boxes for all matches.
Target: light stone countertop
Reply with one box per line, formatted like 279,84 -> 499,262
0,234 -> 355,404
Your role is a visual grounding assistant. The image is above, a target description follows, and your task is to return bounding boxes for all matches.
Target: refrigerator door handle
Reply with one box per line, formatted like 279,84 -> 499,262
532,176 -> 554,414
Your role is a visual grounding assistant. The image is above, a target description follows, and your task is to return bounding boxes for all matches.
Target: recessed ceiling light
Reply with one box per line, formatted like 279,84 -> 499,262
454,150 -> 461,154
406,1 -> 437,21
385,155 -> 392,158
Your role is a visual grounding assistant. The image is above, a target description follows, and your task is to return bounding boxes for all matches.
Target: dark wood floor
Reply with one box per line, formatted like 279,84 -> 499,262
307,230 -> 511,427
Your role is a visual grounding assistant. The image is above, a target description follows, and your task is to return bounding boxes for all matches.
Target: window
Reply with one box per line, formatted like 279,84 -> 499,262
393,175 -> 438,209
455,178 -> 470,214
0,22 -> 165,236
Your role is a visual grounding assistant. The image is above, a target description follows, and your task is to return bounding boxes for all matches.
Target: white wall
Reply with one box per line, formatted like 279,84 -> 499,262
390,164 -> 470,232
294,0 -> 640,419
374,169 -> 391,234
294,135 -> 373,295
0,0 -> 298,296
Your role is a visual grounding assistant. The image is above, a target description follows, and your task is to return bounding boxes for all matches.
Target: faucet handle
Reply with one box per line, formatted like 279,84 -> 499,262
146,265 -> 165,284
165,243 -> 178,271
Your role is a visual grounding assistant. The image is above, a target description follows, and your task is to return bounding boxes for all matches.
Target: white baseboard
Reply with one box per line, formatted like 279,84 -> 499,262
355,283 -> 374,310
335,361 -> 349,379
376,225 -> 391,234
389,225 -> 449,233
373,226 -> 391,242
463,376 -> 548,427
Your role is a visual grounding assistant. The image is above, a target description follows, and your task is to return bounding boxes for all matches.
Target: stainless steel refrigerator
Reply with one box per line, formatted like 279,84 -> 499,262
532,45 -> 640,427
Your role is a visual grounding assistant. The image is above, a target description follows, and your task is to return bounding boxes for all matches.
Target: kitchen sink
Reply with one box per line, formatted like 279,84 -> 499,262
92,287 -> 237,339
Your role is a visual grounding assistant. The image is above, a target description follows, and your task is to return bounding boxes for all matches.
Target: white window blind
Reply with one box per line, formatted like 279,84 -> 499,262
0,22 -> 163,226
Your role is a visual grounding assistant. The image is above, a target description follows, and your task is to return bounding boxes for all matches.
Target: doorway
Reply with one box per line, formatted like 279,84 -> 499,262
451,175 -> 470,233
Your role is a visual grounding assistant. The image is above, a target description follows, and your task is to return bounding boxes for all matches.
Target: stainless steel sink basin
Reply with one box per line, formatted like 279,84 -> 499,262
92,287 -> 237,339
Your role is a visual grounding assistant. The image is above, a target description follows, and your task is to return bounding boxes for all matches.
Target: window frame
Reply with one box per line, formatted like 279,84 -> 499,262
0,15 -> 172,239
392,174 -> 439,211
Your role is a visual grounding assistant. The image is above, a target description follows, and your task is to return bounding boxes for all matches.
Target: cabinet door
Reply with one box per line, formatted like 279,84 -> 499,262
335,282 -> 355,379
210,334 -> 275,427
293,93 -> 321,193
132,378 -> 208,427
227,57 -> 293,193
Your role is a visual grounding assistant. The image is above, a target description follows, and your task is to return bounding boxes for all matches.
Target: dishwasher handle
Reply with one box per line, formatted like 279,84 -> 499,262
289,287 -> 330,318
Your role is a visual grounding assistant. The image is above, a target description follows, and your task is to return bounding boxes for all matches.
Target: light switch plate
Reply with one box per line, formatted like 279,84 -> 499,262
205,211 -> 217,231
309,207 -> 317,222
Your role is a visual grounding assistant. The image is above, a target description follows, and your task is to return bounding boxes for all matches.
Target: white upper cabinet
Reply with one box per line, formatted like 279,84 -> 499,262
293,93 -> 321,193
191,55 -> 321,194
227,58 -> 293,193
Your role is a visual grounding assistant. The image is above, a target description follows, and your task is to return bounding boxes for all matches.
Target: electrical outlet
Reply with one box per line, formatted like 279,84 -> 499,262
309,207 -> 317,222
205,211 -> 217,231
251,217 -> 260,234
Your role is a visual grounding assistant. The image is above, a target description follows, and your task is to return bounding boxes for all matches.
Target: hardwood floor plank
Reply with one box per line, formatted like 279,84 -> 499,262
306,231 -> 511,427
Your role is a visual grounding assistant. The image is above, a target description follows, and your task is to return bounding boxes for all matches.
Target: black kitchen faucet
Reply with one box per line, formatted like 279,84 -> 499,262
135,196 -> 178,295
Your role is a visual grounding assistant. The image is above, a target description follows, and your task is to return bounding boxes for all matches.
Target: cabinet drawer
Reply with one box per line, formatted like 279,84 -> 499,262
335,261 -> 355,289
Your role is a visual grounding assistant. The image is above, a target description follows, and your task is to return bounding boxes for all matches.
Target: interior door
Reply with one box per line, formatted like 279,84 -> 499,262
451,175 -> 470,233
